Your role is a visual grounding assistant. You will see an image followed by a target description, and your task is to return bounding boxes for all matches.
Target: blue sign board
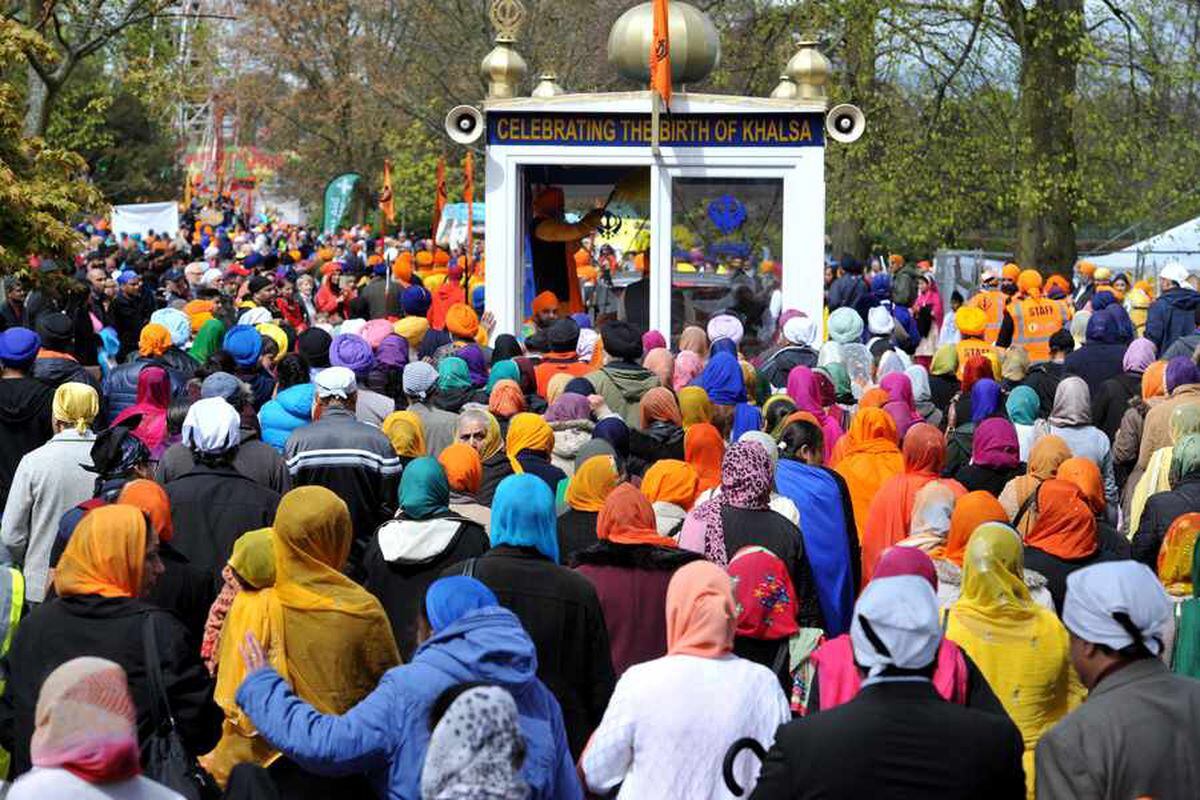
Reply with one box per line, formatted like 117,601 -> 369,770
487,112 -> 824,148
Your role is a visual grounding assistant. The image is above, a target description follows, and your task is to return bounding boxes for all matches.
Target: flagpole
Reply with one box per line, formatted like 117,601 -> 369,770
651,92 -> 661,157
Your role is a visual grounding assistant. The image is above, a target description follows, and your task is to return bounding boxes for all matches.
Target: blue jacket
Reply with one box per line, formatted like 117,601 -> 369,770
99,357 -> 185,424
258,383 -> 314,451
236,606 -> 582,800
1146,287 -> 1200,356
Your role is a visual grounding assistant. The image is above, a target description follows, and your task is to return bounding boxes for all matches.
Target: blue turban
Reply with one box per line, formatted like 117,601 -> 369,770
329,333 -> 375,376
695,350 -> 748,405
116,270 -> 139,286
491,474 -> 559,563
222,325 -> 262,368
424,576 -> 498,631
471,284 -> 485,313
0,327 -> 40,368
402,286 -> 432,316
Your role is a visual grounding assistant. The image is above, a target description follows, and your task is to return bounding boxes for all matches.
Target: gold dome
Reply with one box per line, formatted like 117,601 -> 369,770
770,75 -> 799,100
607,2 -> 721,86
531,73 -> 565,98
481,42 -> 528,99
785,40 -> 830,107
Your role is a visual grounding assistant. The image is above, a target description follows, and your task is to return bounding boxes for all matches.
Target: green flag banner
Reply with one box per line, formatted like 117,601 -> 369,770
322,172 -> 361,234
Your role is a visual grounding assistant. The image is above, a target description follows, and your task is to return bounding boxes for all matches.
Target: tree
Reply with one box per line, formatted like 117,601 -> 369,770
0,19 -> 104,273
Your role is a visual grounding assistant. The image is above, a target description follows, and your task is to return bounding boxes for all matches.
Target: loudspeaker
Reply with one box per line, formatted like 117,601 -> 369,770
445,105 -> 484,144
825,104 -> 866,144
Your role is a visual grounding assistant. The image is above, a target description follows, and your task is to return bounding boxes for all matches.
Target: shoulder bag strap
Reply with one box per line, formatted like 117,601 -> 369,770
459,557 -> 478,578
141,612 -> 177,734
1013,487 -> 1039,530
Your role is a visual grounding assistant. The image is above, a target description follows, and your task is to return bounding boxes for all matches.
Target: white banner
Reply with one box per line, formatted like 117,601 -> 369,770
111,202 -> 180,240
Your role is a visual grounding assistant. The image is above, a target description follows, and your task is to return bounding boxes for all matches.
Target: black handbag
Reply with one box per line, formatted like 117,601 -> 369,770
141,613 -> 218,800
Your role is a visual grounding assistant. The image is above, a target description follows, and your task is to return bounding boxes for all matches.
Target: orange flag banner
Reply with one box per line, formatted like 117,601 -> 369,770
650,0 -> 672,108
379,159 -> 395,225
432,156 -> 447,244
463,152 -> 475,269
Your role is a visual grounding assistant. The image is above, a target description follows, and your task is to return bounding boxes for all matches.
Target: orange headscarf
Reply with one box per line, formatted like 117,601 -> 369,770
438,443 -> 483,494
665,561 -> 735,658
117,479 -> 174,542
859,388 -> 889,409
833,408 -> 904,542
598,483 -> 677,548
1159,512 -> 1200,596
505,412 -> 555,473
860,423 -> 962,585
639,386 -> 682,428
54,505 -> 148,599
138,323 -> 171,358
943,491 -> 1008,567
489,379 -> 526,419
641,459 -> 700,510
1143,360 -> 1167,401
1056,457 -> 1105,515
1003,435 -> 1071,538
565,455 -> 619,512
684,422 -> 725,493
1025,479 -> 1098,560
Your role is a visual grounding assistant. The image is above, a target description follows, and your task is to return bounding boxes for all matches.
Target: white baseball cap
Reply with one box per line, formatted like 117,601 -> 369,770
1160,261 -> 1191,286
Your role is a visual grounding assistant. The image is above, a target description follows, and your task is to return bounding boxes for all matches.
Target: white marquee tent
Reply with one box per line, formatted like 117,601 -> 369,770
1090,214 -> 1200,276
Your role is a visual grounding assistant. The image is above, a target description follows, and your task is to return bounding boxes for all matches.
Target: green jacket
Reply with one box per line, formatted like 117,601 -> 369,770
586,364 -> 661,427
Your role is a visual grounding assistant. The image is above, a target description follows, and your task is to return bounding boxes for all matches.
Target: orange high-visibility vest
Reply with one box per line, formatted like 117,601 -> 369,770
967,291 -> 1007,344
956,338 -> 999,379
1010,297 -> 1069,362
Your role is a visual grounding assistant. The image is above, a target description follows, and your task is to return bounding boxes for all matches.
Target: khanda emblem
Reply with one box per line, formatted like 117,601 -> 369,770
707,194 -> 747,234
596,210 -> 622,236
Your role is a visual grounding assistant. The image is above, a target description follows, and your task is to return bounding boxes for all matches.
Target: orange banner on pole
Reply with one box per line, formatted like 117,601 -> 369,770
432,156 -> 447,244
379,159 -> 395,225
650,0 -> 671,108
463,152 -> 475,269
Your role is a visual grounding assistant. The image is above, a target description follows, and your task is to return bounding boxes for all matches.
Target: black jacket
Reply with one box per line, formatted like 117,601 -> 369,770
112,292 -> 154,359
757,346 -> 819,392
1023,546 -> 1118,615
477,451 -> 514,506
929,374 -> 959,416
449,544 -> 615,758
1023,362 -> 1065,418
719,506 -> 824,630
165,462 -> 280,578
749,682 -> 1025,800
31,353 -> 100,393
1133,475 -> 1200,568
0,376 -> 53,511
628,422 -> 685,478
1092,371 -> 1141,441
363,513 -> 488,661
147,542 -> 217,647
0,595 -> 222,778
954,463 -> 1024,498
159,346 -> 198,382
557,509 -> 600,564
157,429 -> 290,495
1065,343 -> 1127,398
101,357 -> 186,424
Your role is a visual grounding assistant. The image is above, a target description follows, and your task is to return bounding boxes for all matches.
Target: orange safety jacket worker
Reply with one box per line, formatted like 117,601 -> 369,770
956,338 -> 999,380
1009,297 -> 1070,362
967,290 -> 1007,345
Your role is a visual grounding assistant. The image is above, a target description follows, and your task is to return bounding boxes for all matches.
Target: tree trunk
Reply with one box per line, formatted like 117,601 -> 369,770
23,64 -> 54,138
1013,0 -> 1083,273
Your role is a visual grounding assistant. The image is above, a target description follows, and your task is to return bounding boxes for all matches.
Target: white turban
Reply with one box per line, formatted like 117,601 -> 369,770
237,307 -> 272,326
340,318 -> 367,338
783,315 -> 819,348
201,267 -> 223,287
182,397 -> 241,455
850,575 -> 941,684
868,305 -> 894,336
1063,562 -> 1172,656
576,328 -> 599,362
707,314 -> 744,345
315,366 -> 358,400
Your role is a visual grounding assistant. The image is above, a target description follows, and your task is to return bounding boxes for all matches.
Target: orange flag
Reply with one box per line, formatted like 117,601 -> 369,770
432,156 -> 447,244
379,159 -> 395,225
463,152 -> 475,269
650,0 -> 671,108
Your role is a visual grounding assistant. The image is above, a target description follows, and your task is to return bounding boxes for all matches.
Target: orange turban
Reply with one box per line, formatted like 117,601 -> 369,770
393,252 -> 413,282
184,300 -> 216,333
138,323 -> 171,358
1045,274 -> 1070,297
438,442 -> 483,494
1077,260 -> 1096,277
433,250 -> 450,267
445,303 -> 480,339
416,251 -> 433,267
1017,269 -> 1043,297
532,291 -> 559,315
1001,263 -> 1021,281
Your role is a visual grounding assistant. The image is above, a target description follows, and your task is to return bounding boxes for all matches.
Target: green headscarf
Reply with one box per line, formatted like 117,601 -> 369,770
1173,538 -> 1200,678
817,363 -> 852,402
1006,385 -> 1040,426
930,344 -> 958,377
485,359 -> 520,392
437,356 -> 472,392
398,457 -> 450,520
1170,402 -> 1200,443
189,318 -> 226,364
1170,433 -> 1200,488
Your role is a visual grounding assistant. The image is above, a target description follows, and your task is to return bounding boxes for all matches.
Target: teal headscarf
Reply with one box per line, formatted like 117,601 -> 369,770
817,363 -> 852,402
486,359 -> 520,392
399,457 -> 450,520
490,473 -> 559,563
1006,385 -> 1041,426
1175,537 -> 1200,678
189,318 -> 226,364
1171,433 -> 1200,488
437,356 -> 472,392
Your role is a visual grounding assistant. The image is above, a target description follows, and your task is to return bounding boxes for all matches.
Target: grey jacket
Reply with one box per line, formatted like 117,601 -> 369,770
157,427 -> 290,495
1036,658 -> 1200,799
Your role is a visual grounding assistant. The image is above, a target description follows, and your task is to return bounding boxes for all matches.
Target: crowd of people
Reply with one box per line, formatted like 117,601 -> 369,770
0,217 -> 1198,799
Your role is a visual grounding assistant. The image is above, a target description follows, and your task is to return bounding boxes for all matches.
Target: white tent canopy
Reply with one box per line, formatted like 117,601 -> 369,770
110,201 -> 179,240
1090,214 -> 1200,275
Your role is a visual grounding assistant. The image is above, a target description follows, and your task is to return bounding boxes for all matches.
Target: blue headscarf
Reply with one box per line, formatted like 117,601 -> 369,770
593,416 -> 630,461
970,378 -> 1003,425
870,273 -> 892,302
1085,307 -> 1121,345
730,403 -> 762,441
424,576 -> 498,631
222,325 -> 262,368
491,474 -> 559,563
695,351 -> 748,405
399,457 -> 450,520
1005,385 -> 1041,426
710,338 -> 738,357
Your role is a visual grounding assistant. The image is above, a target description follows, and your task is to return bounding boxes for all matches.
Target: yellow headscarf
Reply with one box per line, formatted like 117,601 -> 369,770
478,410 -> 504,461
394,316 -> 429,348
505,412 -> 555,473
1159,512 -> 1200,597
229,528 -> 275,589
564,455 -> 619,512
382,410 -> 427,458
52,382 -> 99,434
1130,402 -> 1200,537
945,523 -> 1083,797
255,323 -> 288,364
679,386 -> 714,430
546,372 -> 572,405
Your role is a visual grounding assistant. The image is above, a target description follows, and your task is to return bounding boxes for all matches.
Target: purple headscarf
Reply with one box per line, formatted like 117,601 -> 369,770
1166,356 -> 1200,394
544,393 -> 592,423
970,378 -> 1003,425
374,334 -> 409,369
1122,338 -> 1156,374
456,343 -> 489,388
971,417 -> 1020,470
330,334 -> 375,376
880,373 -> 921,424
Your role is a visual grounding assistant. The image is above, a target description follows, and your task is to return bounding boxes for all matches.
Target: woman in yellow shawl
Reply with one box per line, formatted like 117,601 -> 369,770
945,523 -> 1084,798
227,487 -> 400,793
1130,402 -> 1200,537
678,386 -> 714,430
381,410 -> 427,463
833,408 -> 904,542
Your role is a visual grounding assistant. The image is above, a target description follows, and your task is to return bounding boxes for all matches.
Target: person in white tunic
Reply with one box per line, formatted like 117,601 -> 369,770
580,560 -> 790,799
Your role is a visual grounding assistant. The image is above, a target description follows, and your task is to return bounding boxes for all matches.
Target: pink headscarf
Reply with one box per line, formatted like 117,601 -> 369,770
642,330 -> 668,353
971,417 -> 1020,470
880,372 -> 922,439
673,350 -> 704,392
643,347 -> 674,389
914,275 -> 944,327
785,366 -> 843,461
111,366 -> 171,457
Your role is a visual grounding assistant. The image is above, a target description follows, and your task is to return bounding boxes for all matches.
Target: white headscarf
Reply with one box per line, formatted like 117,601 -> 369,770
707,314 -> 744,345
868,305 -> 893,336
182,397 -> 241,455
782,315 -> 818,348
237,307 -> 272,326
420,686 -> 528,800
905,365 -> 933,404
738,430 -> 779,467
576,328 -> 599,362
850,575 -> 941,685
1063,561 -> 1172,656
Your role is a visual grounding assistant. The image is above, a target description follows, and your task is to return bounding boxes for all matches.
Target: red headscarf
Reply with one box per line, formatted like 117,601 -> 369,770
727,546 -> 799,641
1025,479 -> 1098,560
